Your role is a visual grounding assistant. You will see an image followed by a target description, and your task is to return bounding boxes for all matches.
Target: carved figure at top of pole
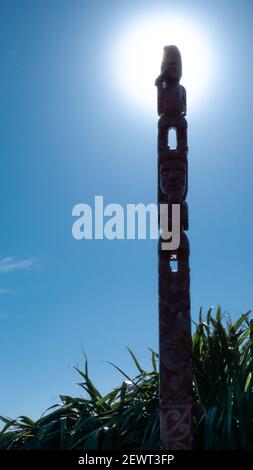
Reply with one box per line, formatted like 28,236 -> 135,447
155,46 -> 188,153
161,45 -> 182,78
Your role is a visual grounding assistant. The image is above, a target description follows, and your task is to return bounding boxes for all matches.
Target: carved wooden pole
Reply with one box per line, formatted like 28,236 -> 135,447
156,46 -> 193,450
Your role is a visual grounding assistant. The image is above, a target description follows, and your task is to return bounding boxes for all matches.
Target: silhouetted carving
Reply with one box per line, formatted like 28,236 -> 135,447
156,46 -> 192,450
156,46 -> 187,153
162,46 -> 182,78
159,159 -> 187,203
158,116 -> 188,152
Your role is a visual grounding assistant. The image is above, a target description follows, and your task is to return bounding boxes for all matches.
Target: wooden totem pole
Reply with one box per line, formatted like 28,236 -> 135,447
155,46 -> 192,450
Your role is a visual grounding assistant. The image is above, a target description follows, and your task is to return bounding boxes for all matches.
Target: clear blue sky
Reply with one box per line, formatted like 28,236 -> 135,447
1,0 -> 253,419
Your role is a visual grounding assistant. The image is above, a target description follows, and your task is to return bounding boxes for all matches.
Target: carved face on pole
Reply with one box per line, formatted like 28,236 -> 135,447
160,159 -> 187,203
161,45 -> 182,81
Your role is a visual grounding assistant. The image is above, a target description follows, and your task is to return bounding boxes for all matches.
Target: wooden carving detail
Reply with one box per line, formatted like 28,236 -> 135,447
156,45 -> 193,450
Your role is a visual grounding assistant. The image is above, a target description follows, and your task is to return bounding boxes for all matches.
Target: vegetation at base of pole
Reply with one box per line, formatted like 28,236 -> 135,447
0,307 -> 253,450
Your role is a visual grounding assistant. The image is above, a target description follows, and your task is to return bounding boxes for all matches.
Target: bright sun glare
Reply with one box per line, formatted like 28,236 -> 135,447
113,15 -> 213,111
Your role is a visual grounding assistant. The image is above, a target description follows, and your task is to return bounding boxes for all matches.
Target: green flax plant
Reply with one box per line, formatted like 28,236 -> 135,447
0,308 -> 252,450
